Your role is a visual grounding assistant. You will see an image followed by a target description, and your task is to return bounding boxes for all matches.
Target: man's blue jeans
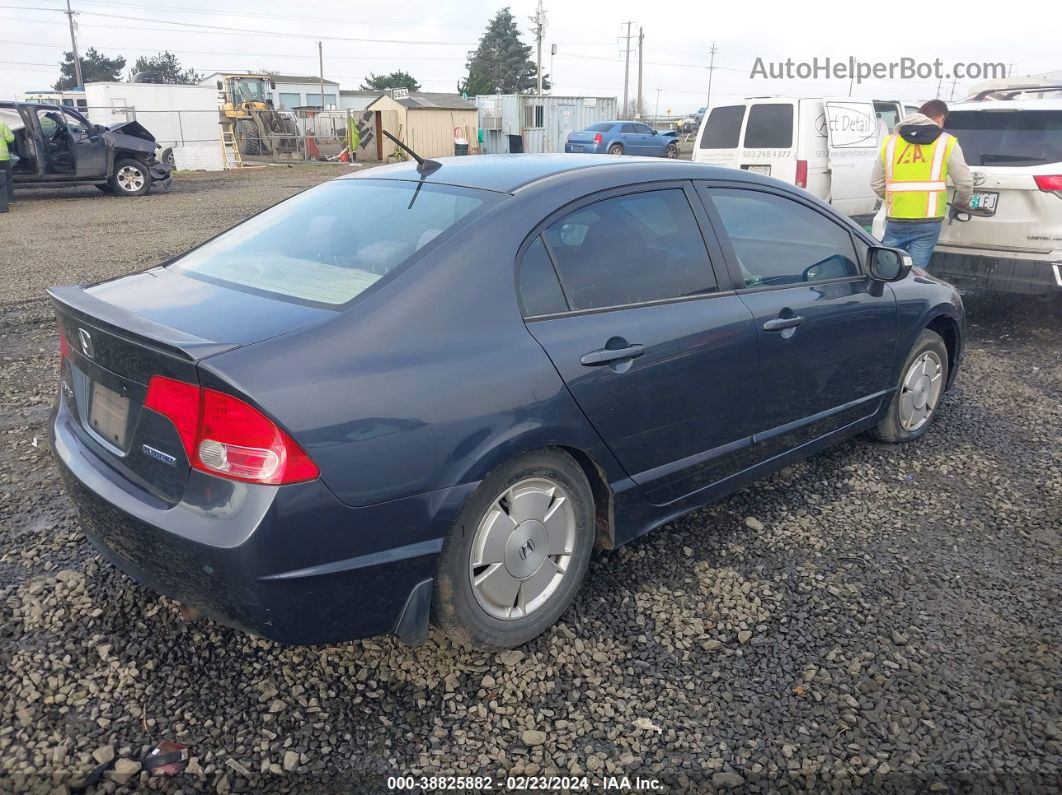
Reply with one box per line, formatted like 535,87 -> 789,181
881,220 -> 943,267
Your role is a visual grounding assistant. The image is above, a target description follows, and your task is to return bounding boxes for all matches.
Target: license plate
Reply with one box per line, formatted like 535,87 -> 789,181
89,381 -> 130,448
969,191 -> 998,214
741,164 -> 771,175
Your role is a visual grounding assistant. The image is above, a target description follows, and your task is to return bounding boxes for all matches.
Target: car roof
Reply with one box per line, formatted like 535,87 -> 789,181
345,154 -> 767,194
950,99 -> 1062,112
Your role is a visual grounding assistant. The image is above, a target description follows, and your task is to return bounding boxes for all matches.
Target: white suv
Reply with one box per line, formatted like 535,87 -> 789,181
873,98 -> 1062,296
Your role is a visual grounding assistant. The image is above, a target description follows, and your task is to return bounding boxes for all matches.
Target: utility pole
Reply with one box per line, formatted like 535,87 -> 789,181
64,0 -> 83,89
636,27 -> 644,119
705,41 -> 717,110
318,41 -> 325,109
530,1 -> 547,95
620,22 -> 635,118
654,88 -> 662,126
550,43 -> 557,93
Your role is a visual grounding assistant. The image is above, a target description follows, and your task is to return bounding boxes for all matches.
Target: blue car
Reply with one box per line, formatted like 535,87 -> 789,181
50,155 -> 964,650
565,121 -> 680,157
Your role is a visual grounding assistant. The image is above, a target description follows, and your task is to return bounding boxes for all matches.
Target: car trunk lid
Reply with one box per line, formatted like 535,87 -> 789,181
567,130 -> 600,144
50,271 -> 336,504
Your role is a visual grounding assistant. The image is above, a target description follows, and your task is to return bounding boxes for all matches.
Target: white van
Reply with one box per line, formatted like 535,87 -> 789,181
872,97 -> 1062,296
693,97 -> 904,217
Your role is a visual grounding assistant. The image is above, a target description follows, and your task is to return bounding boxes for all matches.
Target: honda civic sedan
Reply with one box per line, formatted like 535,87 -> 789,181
50,154 -> 964,649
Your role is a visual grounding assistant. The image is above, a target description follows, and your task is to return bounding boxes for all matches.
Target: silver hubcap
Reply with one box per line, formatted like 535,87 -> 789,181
116,166 -> 145,192
469,478 -> 576,621
899,350 -> 943,431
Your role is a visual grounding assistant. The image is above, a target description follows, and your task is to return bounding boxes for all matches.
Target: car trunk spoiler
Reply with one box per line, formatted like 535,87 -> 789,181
47,285 -> 236,362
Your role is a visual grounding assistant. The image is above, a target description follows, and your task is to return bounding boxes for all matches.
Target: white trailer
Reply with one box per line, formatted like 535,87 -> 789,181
84,82 -> 222,169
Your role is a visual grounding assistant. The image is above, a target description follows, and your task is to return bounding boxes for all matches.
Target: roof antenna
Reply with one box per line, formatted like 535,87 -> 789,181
382,130 -> 442,176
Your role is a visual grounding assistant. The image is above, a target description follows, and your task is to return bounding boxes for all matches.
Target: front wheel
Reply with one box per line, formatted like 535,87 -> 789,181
871,329 -> 949,443
433,450 -> 595,649
664,144 -> 679,158
109,158 -> 152,197
607,144 -> 624,155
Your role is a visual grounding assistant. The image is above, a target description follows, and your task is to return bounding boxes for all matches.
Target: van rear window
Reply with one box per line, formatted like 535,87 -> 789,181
170,180 -> 491,306
700,105 -> 745,149
946,110 -> 1062,167
743,104 -> 793,148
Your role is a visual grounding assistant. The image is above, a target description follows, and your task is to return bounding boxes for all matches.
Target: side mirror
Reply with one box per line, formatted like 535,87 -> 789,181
216,80 -> 224,91
867,246 -> 913,282
270,80 -> 277,90
651,129 -> 658,135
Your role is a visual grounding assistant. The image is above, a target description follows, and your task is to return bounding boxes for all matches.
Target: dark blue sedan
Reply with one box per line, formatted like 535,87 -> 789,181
50,155 -> 963,649
565,121 -> 680,157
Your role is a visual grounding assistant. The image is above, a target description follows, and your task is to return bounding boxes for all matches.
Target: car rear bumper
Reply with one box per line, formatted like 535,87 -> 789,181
51,395 -> 475,645
929,250 -> 1062,295
564,143 -> 605,154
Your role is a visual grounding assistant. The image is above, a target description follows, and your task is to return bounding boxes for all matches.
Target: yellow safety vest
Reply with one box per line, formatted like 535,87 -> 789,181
881,131 -> 956,220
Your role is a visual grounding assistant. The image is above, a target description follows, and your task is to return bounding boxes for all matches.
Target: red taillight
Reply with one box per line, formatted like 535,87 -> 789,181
593,132 -> 602,144
59,328 -> 70,360
795,159 -> 808,189
144,375 -> 318,485
1033,174 -> 1062,191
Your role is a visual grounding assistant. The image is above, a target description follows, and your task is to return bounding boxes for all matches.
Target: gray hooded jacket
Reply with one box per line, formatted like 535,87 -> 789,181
871,112 -> 973,217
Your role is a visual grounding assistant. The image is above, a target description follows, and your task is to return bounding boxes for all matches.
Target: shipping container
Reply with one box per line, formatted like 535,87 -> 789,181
475,95 -> 618,154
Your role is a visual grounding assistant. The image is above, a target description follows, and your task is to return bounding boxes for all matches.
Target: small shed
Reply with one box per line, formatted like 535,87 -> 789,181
475,94 -> 618,154
367,91 -> 478,160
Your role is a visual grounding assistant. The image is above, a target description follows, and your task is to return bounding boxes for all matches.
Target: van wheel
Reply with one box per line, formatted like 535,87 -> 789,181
110,158 -> 152,197
871,329 -> 948,443
608,144 -> 624,155
433,449 -> 595,649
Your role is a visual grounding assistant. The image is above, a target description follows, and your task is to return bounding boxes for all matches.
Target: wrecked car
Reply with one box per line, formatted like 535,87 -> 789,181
0,102 -> 172,196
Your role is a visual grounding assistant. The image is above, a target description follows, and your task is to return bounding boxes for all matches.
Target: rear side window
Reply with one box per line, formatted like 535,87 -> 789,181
709,189 -> 860,287
700,105 -> 745,149
544,189 -> 717,311
743,104 -> 793,148
620,124 -> 639,134
518,237 -> 567,317
171,180 -> 491,306
946,110 -> 1062,166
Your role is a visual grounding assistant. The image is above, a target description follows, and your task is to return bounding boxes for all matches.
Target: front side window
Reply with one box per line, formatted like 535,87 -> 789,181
946,110 -> 1062,167
61,110 -> 89,136
543,189 -> 717,311
743,104 -> 794,148
700,105 -> 745,149
709,189 -> 860,287
171,180 -> 492,306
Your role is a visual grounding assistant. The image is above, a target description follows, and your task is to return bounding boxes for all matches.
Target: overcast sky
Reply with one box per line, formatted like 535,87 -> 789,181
1,0 -> 1057,115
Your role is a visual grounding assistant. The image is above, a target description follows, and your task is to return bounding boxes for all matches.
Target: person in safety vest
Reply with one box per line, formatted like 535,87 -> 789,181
871,99 -> 972,266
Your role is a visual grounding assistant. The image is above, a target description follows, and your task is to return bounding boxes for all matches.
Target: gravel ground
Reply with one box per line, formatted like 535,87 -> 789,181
1,168 -> 1060,794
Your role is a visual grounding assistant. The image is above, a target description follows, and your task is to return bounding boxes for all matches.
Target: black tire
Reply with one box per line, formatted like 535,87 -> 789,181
607,143 -> 624,155
664,143 -> 679,159
433,449 -> 595,649
236,120 -> 260,156
109,158 -> 152,197
160,147 -> 175,168
870,329 -> 949,443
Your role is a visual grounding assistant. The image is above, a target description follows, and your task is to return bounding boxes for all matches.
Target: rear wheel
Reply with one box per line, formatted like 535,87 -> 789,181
109,158 -> 152,197
433,450 -> 595,649
607,143 -> 624,155
871,329 -> 948,443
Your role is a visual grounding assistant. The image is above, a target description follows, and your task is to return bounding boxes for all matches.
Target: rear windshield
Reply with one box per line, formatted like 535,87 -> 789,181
700,105 -> 745,149
171,180 -> 491,306
946,110 -> 1062,167
743,104 -> 793,148
586,123 -> 614,132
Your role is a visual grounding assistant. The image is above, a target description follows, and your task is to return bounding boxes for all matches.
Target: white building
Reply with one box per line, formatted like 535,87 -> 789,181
339,90 -> 381,111
199,72 -> 340,109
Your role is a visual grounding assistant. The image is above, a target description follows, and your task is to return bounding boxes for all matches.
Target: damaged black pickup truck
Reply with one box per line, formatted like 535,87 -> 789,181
0,102 -> 172,196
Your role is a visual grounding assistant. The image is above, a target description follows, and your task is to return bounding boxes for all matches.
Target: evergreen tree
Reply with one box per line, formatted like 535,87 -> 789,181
361,71 -> 421,92
53,48 -> 125,90
129,52 -> 202,85
458,8 -> 548,96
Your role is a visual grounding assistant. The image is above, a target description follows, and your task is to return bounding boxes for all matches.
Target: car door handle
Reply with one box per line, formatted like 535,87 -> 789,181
580,344 -> 645,366
763,315 -> 804,332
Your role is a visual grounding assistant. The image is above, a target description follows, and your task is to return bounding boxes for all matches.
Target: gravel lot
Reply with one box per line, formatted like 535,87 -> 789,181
1,167 -> 1059,794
